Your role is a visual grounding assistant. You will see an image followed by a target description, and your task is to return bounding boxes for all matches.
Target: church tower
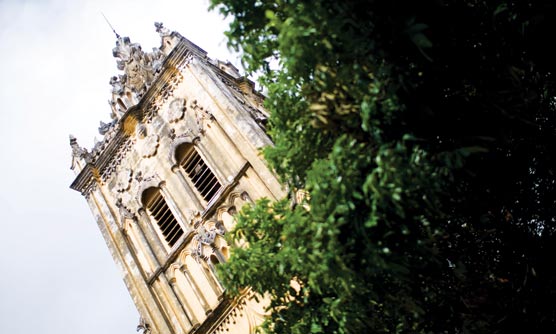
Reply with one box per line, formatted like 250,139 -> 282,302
69,23 -> 284,334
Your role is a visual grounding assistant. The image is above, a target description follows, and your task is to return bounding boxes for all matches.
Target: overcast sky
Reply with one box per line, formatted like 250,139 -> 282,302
0,0 -> 236,333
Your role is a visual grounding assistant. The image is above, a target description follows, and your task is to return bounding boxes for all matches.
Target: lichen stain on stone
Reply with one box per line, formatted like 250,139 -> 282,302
92,167 -> 101,181
123,115 -> 139,136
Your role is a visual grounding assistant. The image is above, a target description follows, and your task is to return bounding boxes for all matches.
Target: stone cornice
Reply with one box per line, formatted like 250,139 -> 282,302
191,295 -> 235,334
69,163 -> 98,196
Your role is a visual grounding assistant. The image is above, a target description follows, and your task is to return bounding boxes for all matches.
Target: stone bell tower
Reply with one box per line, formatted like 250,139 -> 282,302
69,23 -> 283,334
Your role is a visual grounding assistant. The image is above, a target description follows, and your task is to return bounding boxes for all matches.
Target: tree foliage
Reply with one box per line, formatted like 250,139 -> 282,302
209,0 -> 556,332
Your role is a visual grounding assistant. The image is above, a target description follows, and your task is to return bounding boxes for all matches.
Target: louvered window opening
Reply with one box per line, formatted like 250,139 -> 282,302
146,192 -> 184,247
180,147 -> 222,203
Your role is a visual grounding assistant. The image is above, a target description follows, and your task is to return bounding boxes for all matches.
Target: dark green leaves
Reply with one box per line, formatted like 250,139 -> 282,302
210,0 -> 556,332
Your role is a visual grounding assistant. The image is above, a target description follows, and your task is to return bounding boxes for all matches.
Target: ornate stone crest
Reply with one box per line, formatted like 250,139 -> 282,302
138,134 -> 160,158
115,168 -> 133,193
163,98 -> 186,123
192,221 -> 225,258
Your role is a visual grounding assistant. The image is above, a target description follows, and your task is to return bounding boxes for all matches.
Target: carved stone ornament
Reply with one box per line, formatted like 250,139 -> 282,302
136,123 -> 148,139
193,221 -> 225,258
108,75 -> 130,120
189,99 -> 214,134
116,198 -> 136,223
135,171 -> 157,184
98,120 -> 116,135
69,135 -> 91,159
168,127 -> 197,142
154,22 -> 171,37
109,75 -> 124,95
115,168 -> 133,193
99,137 -> 135,182
69,135 -> 92,170
211,295 -> 264,334
136,317 -> 151,334
166,98 -> 213,140
112,36 -> 165,99
163,98 -> 186,123
138,134 -> 160,158
143,69 -> 185,122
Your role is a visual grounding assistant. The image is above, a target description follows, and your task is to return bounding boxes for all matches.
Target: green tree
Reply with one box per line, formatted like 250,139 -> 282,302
209,1 -> 556,332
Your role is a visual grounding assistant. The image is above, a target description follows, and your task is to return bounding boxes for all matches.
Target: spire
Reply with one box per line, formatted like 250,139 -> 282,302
101,12 -> 120,39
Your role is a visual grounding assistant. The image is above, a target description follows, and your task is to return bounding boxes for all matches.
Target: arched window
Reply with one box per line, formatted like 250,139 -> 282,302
142,187 -> 184,247
175,143 -> 222,204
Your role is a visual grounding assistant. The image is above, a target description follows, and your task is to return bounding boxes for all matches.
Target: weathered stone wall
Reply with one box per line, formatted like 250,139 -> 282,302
70,26 -> 283,334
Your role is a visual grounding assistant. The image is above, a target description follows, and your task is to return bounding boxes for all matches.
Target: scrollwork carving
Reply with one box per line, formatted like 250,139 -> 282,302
189,99 -> 214,135
192,221 -> 225,259
115,168 -> 133,193
163,98 -> 186,123
134,171 -> 158,184
112,36 -> 164,98
138,134 -> 160,158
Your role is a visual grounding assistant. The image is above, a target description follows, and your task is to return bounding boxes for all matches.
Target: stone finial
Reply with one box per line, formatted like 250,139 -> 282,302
150,47 -> 164,73
98,120 -> 115,135
69,135 -> 91,171
154,22 -> 170,37
70,135 -> 88,158
109,75 -> 124,95
112,36 -> 141,63
112,36 -> 148,94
